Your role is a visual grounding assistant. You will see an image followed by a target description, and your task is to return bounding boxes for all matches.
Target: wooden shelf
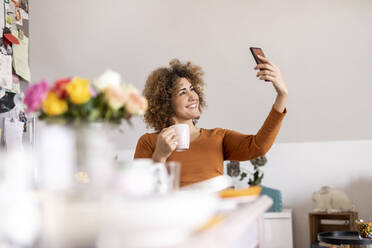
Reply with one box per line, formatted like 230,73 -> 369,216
309,211 -> 358,248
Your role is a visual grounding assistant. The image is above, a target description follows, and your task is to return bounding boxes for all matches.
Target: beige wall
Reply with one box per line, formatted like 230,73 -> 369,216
30,0 -> 372,145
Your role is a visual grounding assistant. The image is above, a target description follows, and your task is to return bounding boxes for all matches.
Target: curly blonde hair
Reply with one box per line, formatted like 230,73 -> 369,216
143,59 -> 206,132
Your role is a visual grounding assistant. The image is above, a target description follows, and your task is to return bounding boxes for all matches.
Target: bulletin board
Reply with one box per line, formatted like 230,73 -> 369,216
0,0 -> 33,150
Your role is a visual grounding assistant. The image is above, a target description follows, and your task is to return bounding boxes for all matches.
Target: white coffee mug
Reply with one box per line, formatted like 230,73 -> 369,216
173,124 -> 190,151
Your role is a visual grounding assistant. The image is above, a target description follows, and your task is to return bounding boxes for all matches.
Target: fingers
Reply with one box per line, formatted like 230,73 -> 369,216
154,127 -> 179,159
165,132 -> 178,145
256,69 -> 276,78
256,54 -> 270,63
161,128 -> 177,141
258,74 -> 275,82
254,55 -> 281,81
254,63 -> 275,72
159,127 -> 178,148
160,126 -> 174,135
166,133 -> 178,151
257,55 -> 276,67
254,55 -> 279,71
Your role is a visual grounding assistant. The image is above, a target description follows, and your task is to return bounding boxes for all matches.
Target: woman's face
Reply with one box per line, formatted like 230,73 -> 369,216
171,78 -> 200,123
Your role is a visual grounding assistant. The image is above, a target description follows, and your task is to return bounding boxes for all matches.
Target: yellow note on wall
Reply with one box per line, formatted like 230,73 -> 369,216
11,29 -> 31,82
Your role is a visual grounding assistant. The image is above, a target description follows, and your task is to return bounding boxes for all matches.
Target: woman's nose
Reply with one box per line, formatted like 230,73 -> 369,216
188,91 -> 196,101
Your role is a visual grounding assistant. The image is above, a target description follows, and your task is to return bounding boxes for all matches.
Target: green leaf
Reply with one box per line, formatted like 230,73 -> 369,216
88,109 -> 100,122
239,172 -> 247,181
248,178 -> 254,186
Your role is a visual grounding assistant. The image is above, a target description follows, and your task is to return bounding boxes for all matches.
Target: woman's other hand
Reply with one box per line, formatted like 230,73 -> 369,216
254,55 -> 288,97
152,126 -> 178,162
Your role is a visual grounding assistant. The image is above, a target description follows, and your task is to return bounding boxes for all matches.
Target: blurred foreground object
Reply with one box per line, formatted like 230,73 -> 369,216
181,175 -> 234,193
0,150 -> 40,246
97,192 -> 219,248
219,185 -> 261,198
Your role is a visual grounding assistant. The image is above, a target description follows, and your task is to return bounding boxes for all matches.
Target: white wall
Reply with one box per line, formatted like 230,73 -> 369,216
235,140 -> 372,247
30,0 -> 372,145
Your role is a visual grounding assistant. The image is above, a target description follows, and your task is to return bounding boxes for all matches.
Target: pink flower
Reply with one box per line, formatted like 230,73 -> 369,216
126,92 -> 148,115
90,86 -> 98,98
24,80 -> 50,114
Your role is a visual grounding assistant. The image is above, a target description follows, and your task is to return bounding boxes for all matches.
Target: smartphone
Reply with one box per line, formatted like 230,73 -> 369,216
250,47 -> 268,81
250,47 -> 266,65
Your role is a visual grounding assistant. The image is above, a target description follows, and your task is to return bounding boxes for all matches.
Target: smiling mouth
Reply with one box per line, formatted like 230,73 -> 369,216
186,103 -> 198,109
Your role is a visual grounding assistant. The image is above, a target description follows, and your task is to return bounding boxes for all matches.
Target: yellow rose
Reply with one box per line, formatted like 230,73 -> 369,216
42,91 -> 68,116
66,77 -> 91,104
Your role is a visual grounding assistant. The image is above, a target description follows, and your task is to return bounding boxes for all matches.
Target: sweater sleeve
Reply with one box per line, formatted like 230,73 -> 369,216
133,134 -> 154,159
223,106 -> 286,161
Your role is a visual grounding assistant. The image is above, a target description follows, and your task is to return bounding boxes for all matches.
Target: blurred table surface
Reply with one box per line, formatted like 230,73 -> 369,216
33,179 -> 271,248
171,195 -> 273,248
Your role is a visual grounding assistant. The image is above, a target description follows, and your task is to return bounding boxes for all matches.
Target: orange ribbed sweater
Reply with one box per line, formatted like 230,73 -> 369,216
134,106 -> 286,186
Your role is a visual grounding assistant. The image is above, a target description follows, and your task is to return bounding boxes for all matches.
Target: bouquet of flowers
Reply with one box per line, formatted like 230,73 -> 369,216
24,70 -> 147,125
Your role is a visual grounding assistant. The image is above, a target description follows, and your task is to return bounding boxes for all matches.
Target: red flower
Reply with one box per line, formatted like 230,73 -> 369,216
52,78 -> 71,99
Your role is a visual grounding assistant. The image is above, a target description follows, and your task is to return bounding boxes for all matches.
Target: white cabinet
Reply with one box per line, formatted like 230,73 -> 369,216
263,209 -> 293,248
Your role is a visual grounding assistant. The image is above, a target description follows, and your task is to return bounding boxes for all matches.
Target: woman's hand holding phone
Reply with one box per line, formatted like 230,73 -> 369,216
250,47 -> 288,113
254,55 -> 288,97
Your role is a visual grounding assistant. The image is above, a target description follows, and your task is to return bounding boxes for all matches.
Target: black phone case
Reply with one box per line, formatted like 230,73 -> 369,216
249,47 -> 265,65
249,47 -> 269,81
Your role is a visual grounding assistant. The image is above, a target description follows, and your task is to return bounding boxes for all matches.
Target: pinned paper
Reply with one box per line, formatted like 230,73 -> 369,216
4,117 -> 24,152
5,2 -> 15,28
11,29 -> 30,82
12,74 -> 21,94
15,6 -> 23,26
0,1 -> 4,30
20,8 -> 28,20
18,28 -> 24,39
0,54 -> 13,90
0,38 -> 7,54
0,88 -> 5,99
19,0 -> 28,14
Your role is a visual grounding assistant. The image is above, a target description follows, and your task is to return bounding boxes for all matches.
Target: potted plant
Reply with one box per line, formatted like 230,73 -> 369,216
226,156 -> 283,212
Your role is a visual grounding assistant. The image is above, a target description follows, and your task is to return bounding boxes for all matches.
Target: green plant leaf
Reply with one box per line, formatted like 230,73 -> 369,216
239,172 -> 247,181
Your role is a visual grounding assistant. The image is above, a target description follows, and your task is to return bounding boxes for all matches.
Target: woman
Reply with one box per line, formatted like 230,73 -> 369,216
134,56 -> 288,186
